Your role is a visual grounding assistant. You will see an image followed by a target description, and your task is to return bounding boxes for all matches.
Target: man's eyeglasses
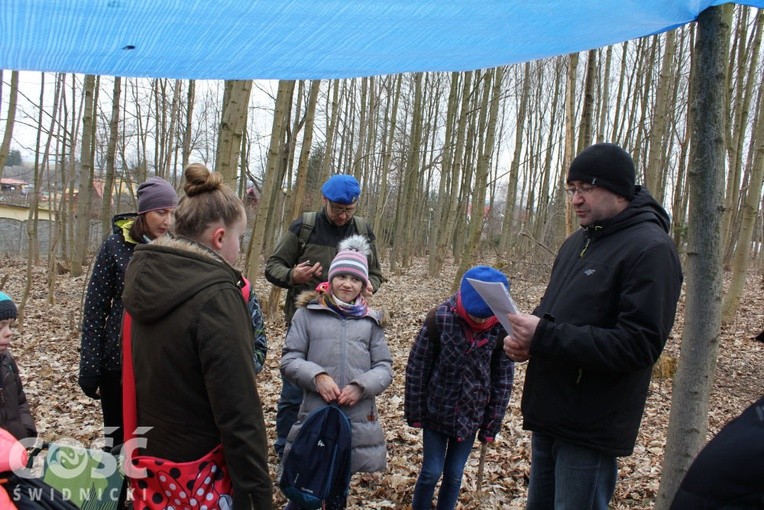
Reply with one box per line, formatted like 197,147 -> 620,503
328,202 -> 357,216
565,184 -> 598,197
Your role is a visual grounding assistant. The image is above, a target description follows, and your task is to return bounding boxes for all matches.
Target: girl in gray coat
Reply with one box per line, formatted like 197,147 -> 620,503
281,235 -> 393,509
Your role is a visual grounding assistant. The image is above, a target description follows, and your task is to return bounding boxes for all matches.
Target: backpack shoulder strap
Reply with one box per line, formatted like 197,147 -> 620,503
352,215 -> 369,236
298,211 -> 317,245
425,306 -> 440,344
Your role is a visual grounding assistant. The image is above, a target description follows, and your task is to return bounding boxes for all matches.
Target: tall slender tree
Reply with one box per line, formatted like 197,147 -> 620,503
656,5 -> 733,507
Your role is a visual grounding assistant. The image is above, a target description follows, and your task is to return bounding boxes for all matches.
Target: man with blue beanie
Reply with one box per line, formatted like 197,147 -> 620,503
265,174 -> 384,458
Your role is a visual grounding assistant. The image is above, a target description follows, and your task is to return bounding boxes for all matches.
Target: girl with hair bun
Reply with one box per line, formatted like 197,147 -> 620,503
122,164 -> 272,509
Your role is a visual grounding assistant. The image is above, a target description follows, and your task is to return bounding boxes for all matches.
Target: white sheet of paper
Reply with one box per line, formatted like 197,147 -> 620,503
465,277 -> 519,334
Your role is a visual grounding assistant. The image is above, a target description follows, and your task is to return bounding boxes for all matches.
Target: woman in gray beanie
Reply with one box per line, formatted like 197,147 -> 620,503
78,176 -> 178,449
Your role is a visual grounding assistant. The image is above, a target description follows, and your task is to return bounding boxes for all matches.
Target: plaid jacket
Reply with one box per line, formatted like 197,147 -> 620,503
404,294 -> 514,442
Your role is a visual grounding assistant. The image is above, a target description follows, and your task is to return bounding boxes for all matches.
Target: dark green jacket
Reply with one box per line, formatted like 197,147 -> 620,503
122,236 -> 272,509
265,207 -> 383,324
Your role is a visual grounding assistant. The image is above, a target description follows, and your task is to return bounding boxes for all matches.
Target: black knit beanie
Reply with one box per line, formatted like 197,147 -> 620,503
567,143 -> 636,200
0,291 -> 18,322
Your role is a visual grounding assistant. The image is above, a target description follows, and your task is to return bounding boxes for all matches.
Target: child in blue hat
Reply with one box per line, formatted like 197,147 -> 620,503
404,266 -> 515,510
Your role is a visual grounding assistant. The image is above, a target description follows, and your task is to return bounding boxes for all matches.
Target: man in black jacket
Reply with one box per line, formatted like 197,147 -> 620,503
505,143 -> 683,509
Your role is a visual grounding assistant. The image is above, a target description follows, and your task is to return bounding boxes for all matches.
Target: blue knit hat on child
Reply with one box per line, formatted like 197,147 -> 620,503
0,292 -> 18,322
321,175 -> 361,205
459,266 -> 509,319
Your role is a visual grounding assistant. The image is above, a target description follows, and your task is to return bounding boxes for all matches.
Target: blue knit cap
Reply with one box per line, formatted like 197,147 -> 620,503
0,291 -> 18,322
321,175 -> 361,205
459,266 -> 510,319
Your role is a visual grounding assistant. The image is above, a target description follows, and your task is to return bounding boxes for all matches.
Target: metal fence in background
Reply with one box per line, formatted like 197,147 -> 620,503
0,218 -> 105,258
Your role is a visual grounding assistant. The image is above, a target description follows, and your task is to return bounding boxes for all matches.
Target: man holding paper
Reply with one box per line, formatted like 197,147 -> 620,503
504,143 -> 682,510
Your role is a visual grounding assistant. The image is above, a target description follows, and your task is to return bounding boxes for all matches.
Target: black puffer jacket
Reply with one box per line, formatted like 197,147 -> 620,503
0,352 -> 36,440
522,187 -> 683,456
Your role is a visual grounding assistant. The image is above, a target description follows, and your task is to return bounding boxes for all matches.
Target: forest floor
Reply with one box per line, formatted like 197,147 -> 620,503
2,254 -> 763,509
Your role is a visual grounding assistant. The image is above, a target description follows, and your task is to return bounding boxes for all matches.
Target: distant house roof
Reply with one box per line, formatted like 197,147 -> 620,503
0,178 -> 27,186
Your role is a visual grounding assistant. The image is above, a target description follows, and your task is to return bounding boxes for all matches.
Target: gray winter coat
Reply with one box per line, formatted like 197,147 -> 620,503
280,292 -> 392,473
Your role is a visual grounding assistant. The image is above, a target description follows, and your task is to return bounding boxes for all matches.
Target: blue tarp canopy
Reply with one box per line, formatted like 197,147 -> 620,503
1,1 -> 763,80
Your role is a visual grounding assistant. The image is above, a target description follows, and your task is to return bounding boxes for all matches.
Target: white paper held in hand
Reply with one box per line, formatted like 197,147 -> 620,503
465,277 -> 519,334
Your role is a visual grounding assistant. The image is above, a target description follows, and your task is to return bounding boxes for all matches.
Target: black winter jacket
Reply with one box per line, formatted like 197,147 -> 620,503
522,187 -> 682,456
80,213 -> 139,378
0,352 -> 36,440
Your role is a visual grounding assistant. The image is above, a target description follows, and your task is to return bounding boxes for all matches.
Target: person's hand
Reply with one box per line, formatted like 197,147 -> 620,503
504,334 -> 531,362
478,431 -> 494,444
315,373 -> 341,403
78,375 -> 101,400
503,312 -> 539,362
291,260 -> 322,285
363,281 -> 374,298
337,383 -> 363,407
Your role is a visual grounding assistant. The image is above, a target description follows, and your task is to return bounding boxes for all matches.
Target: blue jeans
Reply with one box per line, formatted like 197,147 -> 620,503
526,432 -> 617,510
275,374 -> 303,457
412,428 -> 476,510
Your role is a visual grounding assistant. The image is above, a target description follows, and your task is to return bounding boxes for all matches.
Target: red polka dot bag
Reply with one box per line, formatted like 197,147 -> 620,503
122,312 -> 233,509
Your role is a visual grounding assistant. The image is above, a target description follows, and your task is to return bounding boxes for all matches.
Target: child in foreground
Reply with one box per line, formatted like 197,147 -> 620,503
405,265 -> 515,510
280,235 -> 393,510
0,291 -> 37,442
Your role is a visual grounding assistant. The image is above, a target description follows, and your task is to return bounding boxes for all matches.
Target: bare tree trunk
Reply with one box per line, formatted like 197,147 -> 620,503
182,80 -> 196,171
576,49 -> 597,153
373,75 -> 401,258
721,70 -> 764,321
17,75 -> 49,326
500,63 -> 530,255
245,80 -> 294,283
564,53 -> 579,237
453,67 -> 502,290
71,74 -> 97,277
45,75 -> 65,304
101,77 -> 121,238
396,73 -> 424,269
314,80 -> 341,209
722,10 -> 763,266
216,80 -> 252,187
646,30 -> 677,201
289,80 -> 321,219
0,70 -> 19,178
656,5 -> 732,508
428,72 -> 459,274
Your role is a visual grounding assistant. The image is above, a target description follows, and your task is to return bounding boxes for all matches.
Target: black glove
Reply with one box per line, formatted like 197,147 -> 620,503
79,375 -> 101,400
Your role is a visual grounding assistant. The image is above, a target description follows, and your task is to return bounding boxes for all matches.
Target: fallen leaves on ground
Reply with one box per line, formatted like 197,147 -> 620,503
2,255 -> 762,509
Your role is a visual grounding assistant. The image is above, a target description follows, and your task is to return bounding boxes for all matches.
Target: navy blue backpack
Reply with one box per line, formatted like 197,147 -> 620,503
279,404 -> 352,509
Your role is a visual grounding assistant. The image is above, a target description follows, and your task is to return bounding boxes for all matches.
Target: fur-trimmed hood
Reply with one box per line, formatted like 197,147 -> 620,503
295,289 -> 385,326
122,235 -> 244,324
